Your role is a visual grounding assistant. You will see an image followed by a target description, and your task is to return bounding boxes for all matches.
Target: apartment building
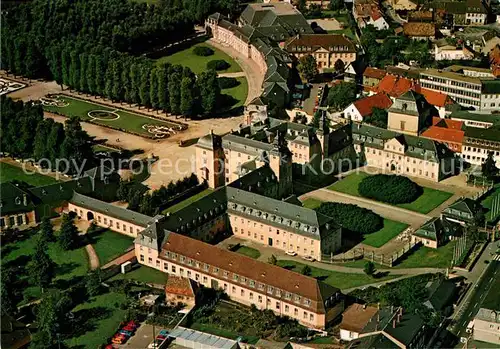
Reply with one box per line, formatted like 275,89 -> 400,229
352,123 -> 455,182
428,0 -> 488,26
283,34 -> 357,72
419,68 -> 500,111
462,126 -> 500,167
135,229 -> 344,329
474,308 -> 500,345
353,0 -> 389,30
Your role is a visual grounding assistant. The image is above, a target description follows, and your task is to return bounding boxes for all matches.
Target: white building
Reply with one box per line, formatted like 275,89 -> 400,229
342,93 -> 392,122
474,308 -> 500,345
434,44 -> 474,61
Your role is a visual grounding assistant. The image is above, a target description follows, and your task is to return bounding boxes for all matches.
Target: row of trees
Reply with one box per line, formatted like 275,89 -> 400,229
1,97 -> 94,173
118,173 -> 200,215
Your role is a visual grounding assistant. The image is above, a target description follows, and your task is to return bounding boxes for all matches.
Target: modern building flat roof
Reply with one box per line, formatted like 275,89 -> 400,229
169,327 -> 238,349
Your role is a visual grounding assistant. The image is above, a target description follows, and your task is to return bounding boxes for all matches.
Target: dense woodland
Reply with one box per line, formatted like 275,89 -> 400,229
1,97 -> 94,173
1,0 -> 241,115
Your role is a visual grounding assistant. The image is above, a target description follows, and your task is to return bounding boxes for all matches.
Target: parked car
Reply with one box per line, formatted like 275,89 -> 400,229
111,336 -> 127,344
302,256 -> 316,262
286,251 -> 297,256
123,325 -> 136,332
158,329 -> 169,336
119,329 -> 133,337
148,338 -> 165,348
126,320 -> 138,329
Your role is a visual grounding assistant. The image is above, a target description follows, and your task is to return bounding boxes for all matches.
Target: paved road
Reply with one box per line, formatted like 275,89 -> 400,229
451,255 -> 500,339
300,188 -> 431,229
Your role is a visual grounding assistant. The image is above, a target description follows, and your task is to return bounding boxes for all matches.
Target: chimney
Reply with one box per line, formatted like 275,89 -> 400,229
393,319 -> 396,328
397,314 -> 401,323
23,194 -> 27,206
391,305 -> 394,314
399,307 -> 403,316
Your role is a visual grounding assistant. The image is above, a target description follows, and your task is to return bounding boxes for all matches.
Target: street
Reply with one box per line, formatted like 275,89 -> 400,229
452,258 -> 500,339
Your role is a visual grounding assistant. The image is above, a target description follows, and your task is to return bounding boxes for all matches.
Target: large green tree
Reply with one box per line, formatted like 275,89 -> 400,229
169,71 -> 182,115
327,82 -> 357,111
297,54 -> 319,82
28,238 -> 56,291
198,69 -> 220,115
180,75 -> 196,116
482,151 -> 499,180
58,214 -> 79,250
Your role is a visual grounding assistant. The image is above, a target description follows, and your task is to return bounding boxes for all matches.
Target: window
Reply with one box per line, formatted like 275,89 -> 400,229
148,257 -> 152,264
156,260 -> 160,267
258,295 -> 263,303
241,289 -> 245,297
249,280 -> 255,287
203,276 -> 208,283
171,266 -> 176,273
232,286 -> 236,293
276,302 -> 280,310
294,308 -> 298,316
250,292 -> 254,300
285,305 -> 289,312
140,254 -> 144,262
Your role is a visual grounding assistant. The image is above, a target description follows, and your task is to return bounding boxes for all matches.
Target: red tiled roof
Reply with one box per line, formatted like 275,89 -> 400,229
160,232 -> 340,313
363,67 -> 387,80
353,93 -> 393,117
421,126 -> 464,145
403,22 -> 435,37
376,75 -> 416,97
371,8 -> 382,20
416,87 -> 454,108
431,116 -> 463,130
341,303 -> 379,333
165,275 -> 195,297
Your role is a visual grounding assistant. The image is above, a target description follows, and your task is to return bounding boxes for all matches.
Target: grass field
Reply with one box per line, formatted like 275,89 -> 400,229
221,77 -> 248,110
328,172 -> 453,214
162,188 -> 213,214
43,95 -> 180,137
362,219 -> 409,248
393,241 -> 456,269
481,184 -> 500,222
90,229 -> 134,265
109,265 -> 169,284
156,42 -> 242,75
301,198 -> 407,247
0,162 -> 58,186
277,260 -> 400,290
234,245 -> 261,259
2,229 -> 89,305
65,291 -> 128,348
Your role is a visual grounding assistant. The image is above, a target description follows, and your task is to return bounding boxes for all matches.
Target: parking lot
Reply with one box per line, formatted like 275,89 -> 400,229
120,323 -> 160,348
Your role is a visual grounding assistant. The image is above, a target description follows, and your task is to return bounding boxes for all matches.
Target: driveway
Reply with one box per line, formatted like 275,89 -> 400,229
300,188 -> 431,229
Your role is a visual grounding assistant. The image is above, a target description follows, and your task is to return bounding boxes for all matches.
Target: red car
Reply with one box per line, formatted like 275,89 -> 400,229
123,325 -> 136,332
126,320 -> 138,328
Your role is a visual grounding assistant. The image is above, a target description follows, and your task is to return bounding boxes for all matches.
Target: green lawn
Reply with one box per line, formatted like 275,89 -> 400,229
156,42 -> 242,75
90,229 -> 134,265
43,95 -> 181,137
2,228 -> 89,305
362,219 -> 408,248
327,28 -> 355,40
109,265 -> 169,284
65,291 -> 128,348
393,241 -> 456,269
0,162 -> 58,186
234,245 -> 261,259
190,323 -> 260,344
221,77 -> 248,110
302,198 -> 407,247
481,184 -> 500,222
276,260 -> 400,290
162,188 -> 213,214
328,172 -> 454,214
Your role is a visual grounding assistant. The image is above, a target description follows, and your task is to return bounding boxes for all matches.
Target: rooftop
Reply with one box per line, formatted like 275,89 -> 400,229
403,22 -> 435,37
363,67 -> 387,80
352,93 -> 393,117
284,34 -> 356,52
340,303 -> 379,333
169,327 -> 237,349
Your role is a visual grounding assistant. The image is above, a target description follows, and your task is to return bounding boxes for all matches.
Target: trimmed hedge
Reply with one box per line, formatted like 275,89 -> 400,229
315,202 -> 383,234
358,174 -> 422,204
218,77 -> 240,89
193,46 -> 214,56
207,59 -> 230,71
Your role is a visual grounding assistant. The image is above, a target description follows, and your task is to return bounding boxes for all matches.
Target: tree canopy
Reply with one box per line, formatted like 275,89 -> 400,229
327,82 -> 357,111
482,151 -> 499,180
297,54 -> 319,82
358,174 -> 422,204
315,202 -> 383,234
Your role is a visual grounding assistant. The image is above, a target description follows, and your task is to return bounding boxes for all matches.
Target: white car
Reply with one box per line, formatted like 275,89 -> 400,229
148,338 -> 165,349
302,256 -> 316,262
286,251 -> 297,256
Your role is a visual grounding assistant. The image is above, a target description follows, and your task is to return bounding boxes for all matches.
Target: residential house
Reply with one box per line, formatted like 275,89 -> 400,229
490,45 -> 500,77
165,275 -> 198,309
363,67 -> 387,87
434,42 -> 474,61
474,308 -> 500,345
353,0 -> 389,30
481,31 -> 500,55
403,22 -> 436,40
283,34 -> 357,72
429,0 -> 488,26
352,123 -> 455,182
465,0 -> 488,25
342,93 -> 393,122
390,0 -> 417,11
424,278 -> 457,312
450,110 -> 500,129
372,75 -> 417,100
417,88 -> 456,118
421,117 -> 465,153
343,305 -> 428,349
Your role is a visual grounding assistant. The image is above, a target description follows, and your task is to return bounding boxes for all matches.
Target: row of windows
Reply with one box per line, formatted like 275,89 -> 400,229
464,147 -> 500,155
236,229 -> 316,255
385,162 -> 436,178
161,251 -> 313,307
72,208 -> 140,235
0,214 -> 28,227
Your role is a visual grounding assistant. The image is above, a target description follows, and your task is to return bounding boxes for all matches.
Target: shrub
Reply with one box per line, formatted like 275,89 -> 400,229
207,59 -> 230,71
358,174 -> 422,204
193,46 -> 214,56
218,77 -> 240,89
315,202 -> 383,234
